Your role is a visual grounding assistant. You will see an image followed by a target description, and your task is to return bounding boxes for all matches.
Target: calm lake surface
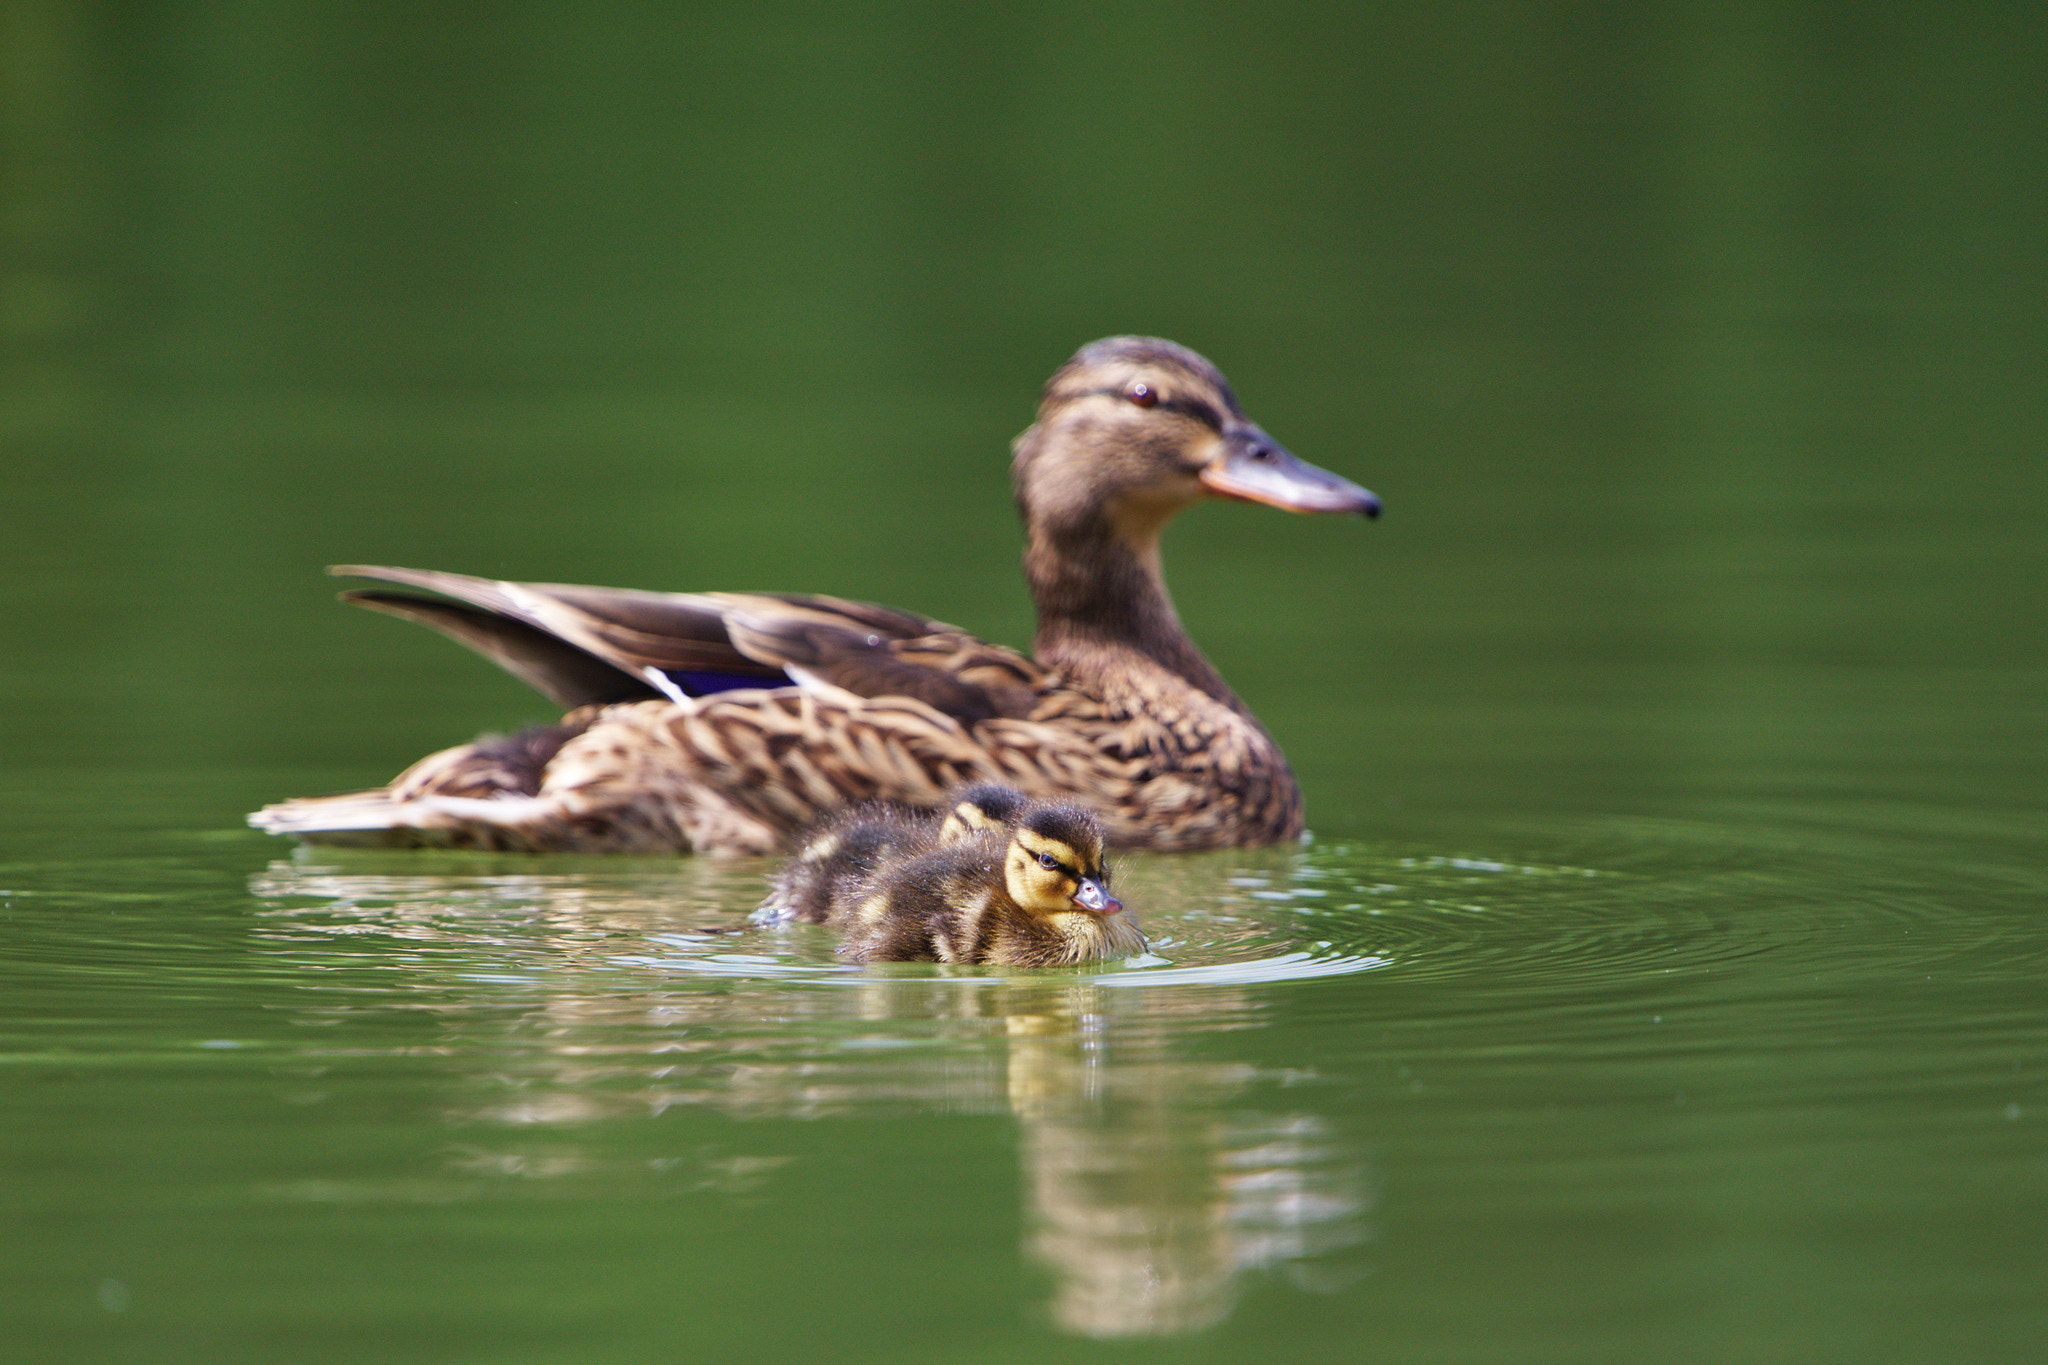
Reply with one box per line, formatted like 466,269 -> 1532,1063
3,6 -> 2044,1361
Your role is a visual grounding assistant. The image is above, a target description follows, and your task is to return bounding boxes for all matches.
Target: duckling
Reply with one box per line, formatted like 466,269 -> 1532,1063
759,783 -> 1030,925
838,802 -> 1146,968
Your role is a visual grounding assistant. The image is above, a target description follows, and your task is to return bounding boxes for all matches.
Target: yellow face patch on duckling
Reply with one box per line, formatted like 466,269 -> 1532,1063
1004,828 -> 1121,918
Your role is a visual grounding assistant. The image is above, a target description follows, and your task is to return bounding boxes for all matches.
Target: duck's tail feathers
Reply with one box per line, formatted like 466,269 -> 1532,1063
247,723 -> 588,850
246,789 -> 562,849
247,789 -> 427,844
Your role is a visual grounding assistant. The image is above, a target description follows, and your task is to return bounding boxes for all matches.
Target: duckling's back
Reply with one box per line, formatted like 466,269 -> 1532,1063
763,783 -> 1034,926
836,836 -> 1007,963
758,802 -> 936,924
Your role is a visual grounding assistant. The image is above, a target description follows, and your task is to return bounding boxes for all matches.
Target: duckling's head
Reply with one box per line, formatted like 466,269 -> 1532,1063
1012,336 -> 1380,545
938,783 -> 1030,844
1003,804 -> 1121,917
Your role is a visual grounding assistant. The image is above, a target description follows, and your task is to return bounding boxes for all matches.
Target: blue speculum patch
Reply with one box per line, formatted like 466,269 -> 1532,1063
666,669 -> 791,697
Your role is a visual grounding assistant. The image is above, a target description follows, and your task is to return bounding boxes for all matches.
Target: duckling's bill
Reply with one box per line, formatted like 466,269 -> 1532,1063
1072,876 -> 1120,914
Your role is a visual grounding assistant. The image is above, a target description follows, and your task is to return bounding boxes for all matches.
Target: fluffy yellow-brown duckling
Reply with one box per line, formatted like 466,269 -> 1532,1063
837,802 -> 1145,968
758,783 -> 1029,925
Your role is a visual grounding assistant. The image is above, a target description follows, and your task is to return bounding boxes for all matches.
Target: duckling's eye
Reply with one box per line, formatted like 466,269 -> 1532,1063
1125,383 -> 1158,408
1036,851 -> 1060,871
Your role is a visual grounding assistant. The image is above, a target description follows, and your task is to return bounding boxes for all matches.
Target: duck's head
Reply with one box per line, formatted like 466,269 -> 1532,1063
938,782 -> 1030,844
1012,336 -> 1380,543
1003,804 -> 1122,917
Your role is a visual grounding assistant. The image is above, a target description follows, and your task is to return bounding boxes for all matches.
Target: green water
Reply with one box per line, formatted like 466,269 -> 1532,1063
4,5 -> 2045,1361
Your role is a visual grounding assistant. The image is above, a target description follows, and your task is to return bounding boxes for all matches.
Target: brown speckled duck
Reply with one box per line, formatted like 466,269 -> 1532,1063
837,801 -> 1144,968
248,337 -> 1379,854
758,782 -> 1029,925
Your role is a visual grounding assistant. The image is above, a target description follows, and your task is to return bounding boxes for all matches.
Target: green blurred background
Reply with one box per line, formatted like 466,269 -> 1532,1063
3,5 -> 2046,1363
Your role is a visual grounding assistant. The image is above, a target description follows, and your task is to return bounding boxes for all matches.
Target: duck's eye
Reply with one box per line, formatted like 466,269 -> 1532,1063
1126,383 -> 1158,408
1036,851 -> 1060,871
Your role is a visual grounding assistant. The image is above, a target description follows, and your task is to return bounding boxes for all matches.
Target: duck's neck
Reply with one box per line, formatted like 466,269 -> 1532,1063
1024,512 -> 1241,707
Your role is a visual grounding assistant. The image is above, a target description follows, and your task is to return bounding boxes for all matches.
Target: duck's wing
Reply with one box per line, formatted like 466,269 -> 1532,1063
330,567 -> 1047,723
333,566 -> 789,708
720,611 -> 1045,723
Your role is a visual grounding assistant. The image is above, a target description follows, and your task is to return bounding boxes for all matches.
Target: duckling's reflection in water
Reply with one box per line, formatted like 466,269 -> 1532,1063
251,856 -> 1370,1338
893,979 -> 1371,1337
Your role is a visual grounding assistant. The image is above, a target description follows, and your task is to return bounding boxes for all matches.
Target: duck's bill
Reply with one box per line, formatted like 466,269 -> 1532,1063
1201,439 -> 1382,517
1072,878 -> 1122,915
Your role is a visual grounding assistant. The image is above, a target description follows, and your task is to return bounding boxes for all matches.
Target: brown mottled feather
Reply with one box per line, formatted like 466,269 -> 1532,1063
251,337 -> 1378,854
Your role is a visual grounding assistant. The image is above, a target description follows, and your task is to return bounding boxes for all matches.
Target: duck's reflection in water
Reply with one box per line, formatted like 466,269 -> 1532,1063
252,855 -> 1371,1337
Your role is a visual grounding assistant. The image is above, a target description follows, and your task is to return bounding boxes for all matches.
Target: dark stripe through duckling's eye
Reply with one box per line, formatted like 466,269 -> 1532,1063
1036,851 -> 1062,872
1127,383 -> 1158,408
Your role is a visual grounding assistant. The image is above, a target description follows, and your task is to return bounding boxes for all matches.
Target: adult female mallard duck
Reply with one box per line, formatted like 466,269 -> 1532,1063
836,800 -> 1143,968
249,337 -> 1379,854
